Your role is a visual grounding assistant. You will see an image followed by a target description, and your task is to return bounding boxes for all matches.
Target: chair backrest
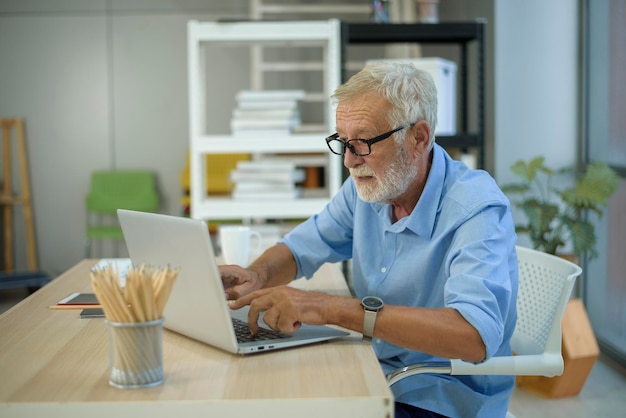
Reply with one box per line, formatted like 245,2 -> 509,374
86,170 -> 159,215
511,246 -> 582,356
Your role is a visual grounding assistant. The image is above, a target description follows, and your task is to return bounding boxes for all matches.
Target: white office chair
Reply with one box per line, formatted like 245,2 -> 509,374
386,246 -> 583,416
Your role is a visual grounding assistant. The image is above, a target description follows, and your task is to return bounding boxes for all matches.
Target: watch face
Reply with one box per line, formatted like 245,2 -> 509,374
362,296 -> 384,309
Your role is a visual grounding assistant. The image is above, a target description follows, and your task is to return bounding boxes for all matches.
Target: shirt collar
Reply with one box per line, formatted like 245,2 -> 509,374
370,144 -> 445,238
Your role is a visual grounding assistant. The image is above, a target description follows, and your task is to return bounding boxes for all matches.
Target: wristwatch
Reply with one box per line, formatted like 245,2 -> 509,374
361,296 -> 384,343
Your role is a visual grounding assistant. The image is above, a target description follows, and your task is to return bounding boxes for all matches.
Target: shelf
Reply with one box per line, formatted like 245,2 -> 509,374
436,134 -> 480,149
192,197 -> 330,220
259,4 -> 370,16
259,61 -> 325,71
188,19 -> 342,222
193,134 -> 331,154
343,21 -> 485,44
190,20 -> 341,42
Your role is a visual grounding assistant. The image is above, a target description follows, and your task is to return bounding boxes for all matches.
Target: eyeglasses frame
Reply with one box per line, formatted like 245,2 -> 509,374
325,123 -> 415,157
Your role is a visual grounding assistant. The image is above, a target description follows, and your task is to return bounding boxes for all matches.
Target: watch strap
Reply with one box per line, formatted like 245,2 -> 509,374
362,308 -> 377,343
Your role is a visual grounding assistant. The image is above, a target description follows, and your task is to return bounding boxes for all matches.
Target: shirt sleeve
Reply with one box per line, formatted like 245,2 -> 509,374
443,202 -> 518,360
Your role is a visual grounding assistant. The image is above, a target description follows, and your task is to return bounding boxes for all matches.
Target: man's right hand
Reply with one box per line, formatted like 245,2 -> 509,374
219,264 -> 264,300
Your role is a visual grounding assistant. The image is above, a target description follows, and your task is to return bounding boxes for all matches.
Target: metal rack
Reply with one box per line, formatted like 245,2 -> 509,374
341,21 -> 486,168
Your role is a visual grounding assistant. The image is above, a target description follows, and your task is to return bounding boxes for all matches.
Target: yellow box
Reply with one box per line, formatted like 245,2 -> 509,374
180,153 -> 250,194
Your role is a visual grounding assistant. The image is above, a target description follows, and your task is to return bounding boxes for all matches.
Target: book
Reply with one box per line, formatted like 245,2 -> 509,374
232,188 -> 302,200
232,108 -> 299,119
230,168 -> 306,183
254,154 -> 328,167
235,89 -> 306,102
50,292 -> 101,310
233,182 -> 297,193
57,292 -> 99,305
232,128 -> 292,138
236,160 -> 298,171
236,100 -> 299,110
80,308 -> 105,318
230,117 -> 301,131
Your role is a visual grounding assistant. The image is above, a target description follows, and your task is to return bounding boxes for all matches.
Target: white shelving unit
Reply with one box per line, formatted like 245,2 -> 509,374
250,0 -> 372,103
249,0 -> 370,17
247,1 -> 369,125
187,20 -> 342,222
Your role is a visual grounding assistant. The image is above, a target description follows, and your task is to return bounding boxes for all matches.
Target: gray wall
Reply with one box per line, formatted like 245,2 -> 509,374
494,0 -> 579,177
0,0 -> 579,276
494,0 -> 580,248
0,1 -> 249,275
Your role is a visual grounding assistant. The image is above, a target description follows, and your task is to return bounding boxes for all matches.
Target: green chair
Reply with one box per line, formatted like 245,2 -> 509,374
85,170 -> 159,257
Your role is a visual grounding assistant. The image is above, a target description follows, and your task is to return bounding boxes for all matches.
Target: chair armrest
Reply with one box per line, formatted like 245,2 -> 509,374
386,354 -> 564,387
387,361 -> 452,386
450,353 -> 563,377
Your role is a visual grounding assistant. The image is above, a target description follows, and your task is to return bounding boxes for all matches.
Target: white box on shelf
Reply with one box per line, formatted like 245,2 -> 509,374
367,57 -> 457,135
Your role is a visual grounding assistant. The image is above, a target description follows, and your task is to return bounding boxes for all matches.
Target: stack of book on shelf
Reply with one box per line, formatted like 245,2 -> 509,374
230,160 -> 305,200
230,89 -> 305,137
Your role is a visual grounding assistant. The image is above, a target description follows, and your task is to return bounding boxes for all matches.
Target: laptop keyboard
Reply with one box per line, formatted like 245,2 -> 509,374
232,317 -> 291,343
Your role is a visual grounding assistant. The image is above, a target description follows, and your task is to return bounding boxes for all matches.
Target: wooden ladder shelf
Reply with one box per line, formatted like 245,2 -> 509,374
1,118 -> 38,272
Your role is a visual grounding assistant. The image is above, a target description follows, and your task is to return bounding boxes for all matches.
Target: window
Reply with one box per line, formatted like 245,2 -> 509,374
584,0 -> 626,367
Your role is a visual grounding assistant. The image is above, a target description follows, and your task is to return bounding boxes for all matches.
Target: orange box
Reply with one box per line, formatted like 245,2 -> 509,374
516,298 -> 599,398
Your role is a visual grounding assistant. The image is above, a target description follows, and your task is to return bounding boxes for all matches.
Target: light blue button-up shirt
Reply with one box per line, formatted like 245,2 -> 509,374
281,144 -> 518,418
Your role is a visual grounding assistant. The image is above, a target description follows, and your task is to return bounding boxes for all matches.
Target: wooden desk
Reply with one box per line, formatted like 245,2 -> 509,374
0,260 -> 393,418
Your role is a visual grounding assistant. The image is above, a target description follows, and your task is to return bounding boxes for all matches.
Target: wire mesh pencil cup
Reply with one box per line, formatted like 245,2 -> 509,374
106,317 -> 165,389
92,263 -> 178,389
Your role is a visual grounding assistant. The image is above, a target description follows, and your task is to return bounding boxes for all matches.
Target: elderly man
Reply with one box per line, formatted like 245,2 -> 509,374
220,61 -> 518,418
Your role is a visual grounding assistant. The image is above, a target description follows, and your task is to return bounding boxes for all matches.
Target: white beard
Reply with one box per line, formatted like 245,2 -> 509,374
350,146 -> 418,203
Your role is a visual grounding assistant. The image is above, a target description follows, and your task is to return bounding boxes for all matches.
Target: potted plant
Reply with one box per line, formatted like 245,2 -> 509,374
501,156 -> 619,398
501,156 -> 619,260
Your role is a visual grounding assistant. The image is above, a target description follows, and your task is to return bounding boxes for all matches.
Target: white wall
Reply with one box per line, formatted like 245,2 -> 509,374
494,0 -> 579,182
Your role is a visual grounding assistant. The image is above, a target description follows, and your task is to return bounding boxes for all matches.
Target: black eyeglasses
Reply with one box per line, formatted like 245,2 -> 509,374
325,124 -> 414,157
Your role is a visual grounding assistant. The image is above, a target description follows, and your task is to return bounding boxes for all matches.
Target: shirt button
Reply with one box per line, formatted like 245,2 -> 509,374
381,267 -> 387,273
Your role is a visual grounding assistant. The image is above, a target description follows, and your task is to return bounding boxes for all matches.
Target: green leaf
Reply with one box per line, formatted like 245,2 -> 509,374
520,199 -> 558,234
499,157 -> 618,261
561,163 -> 619,209
510,156 -> 546,182
510,160 -> 531,182
565,218 -> 597,259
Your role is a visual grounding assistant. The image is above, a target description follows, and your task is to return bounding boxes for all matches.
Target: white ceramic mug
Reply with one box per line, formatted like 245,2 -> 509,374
219,225 -> 262,267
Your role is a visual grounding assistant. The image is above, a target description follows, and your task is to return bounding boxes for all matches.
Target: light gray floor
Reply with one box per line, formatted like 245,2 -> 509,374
2,287 -> 626,417
509,354 -> 626,418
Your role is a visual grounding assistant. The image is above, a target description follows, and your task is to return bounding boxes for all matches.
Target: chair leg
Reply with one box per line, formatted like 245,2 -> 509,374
84,238 -> 91,259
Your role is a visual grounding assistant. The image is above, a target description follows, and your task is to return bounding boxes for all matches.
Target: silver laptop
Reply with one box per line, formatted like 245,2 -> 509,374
117,209 -> 349,354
